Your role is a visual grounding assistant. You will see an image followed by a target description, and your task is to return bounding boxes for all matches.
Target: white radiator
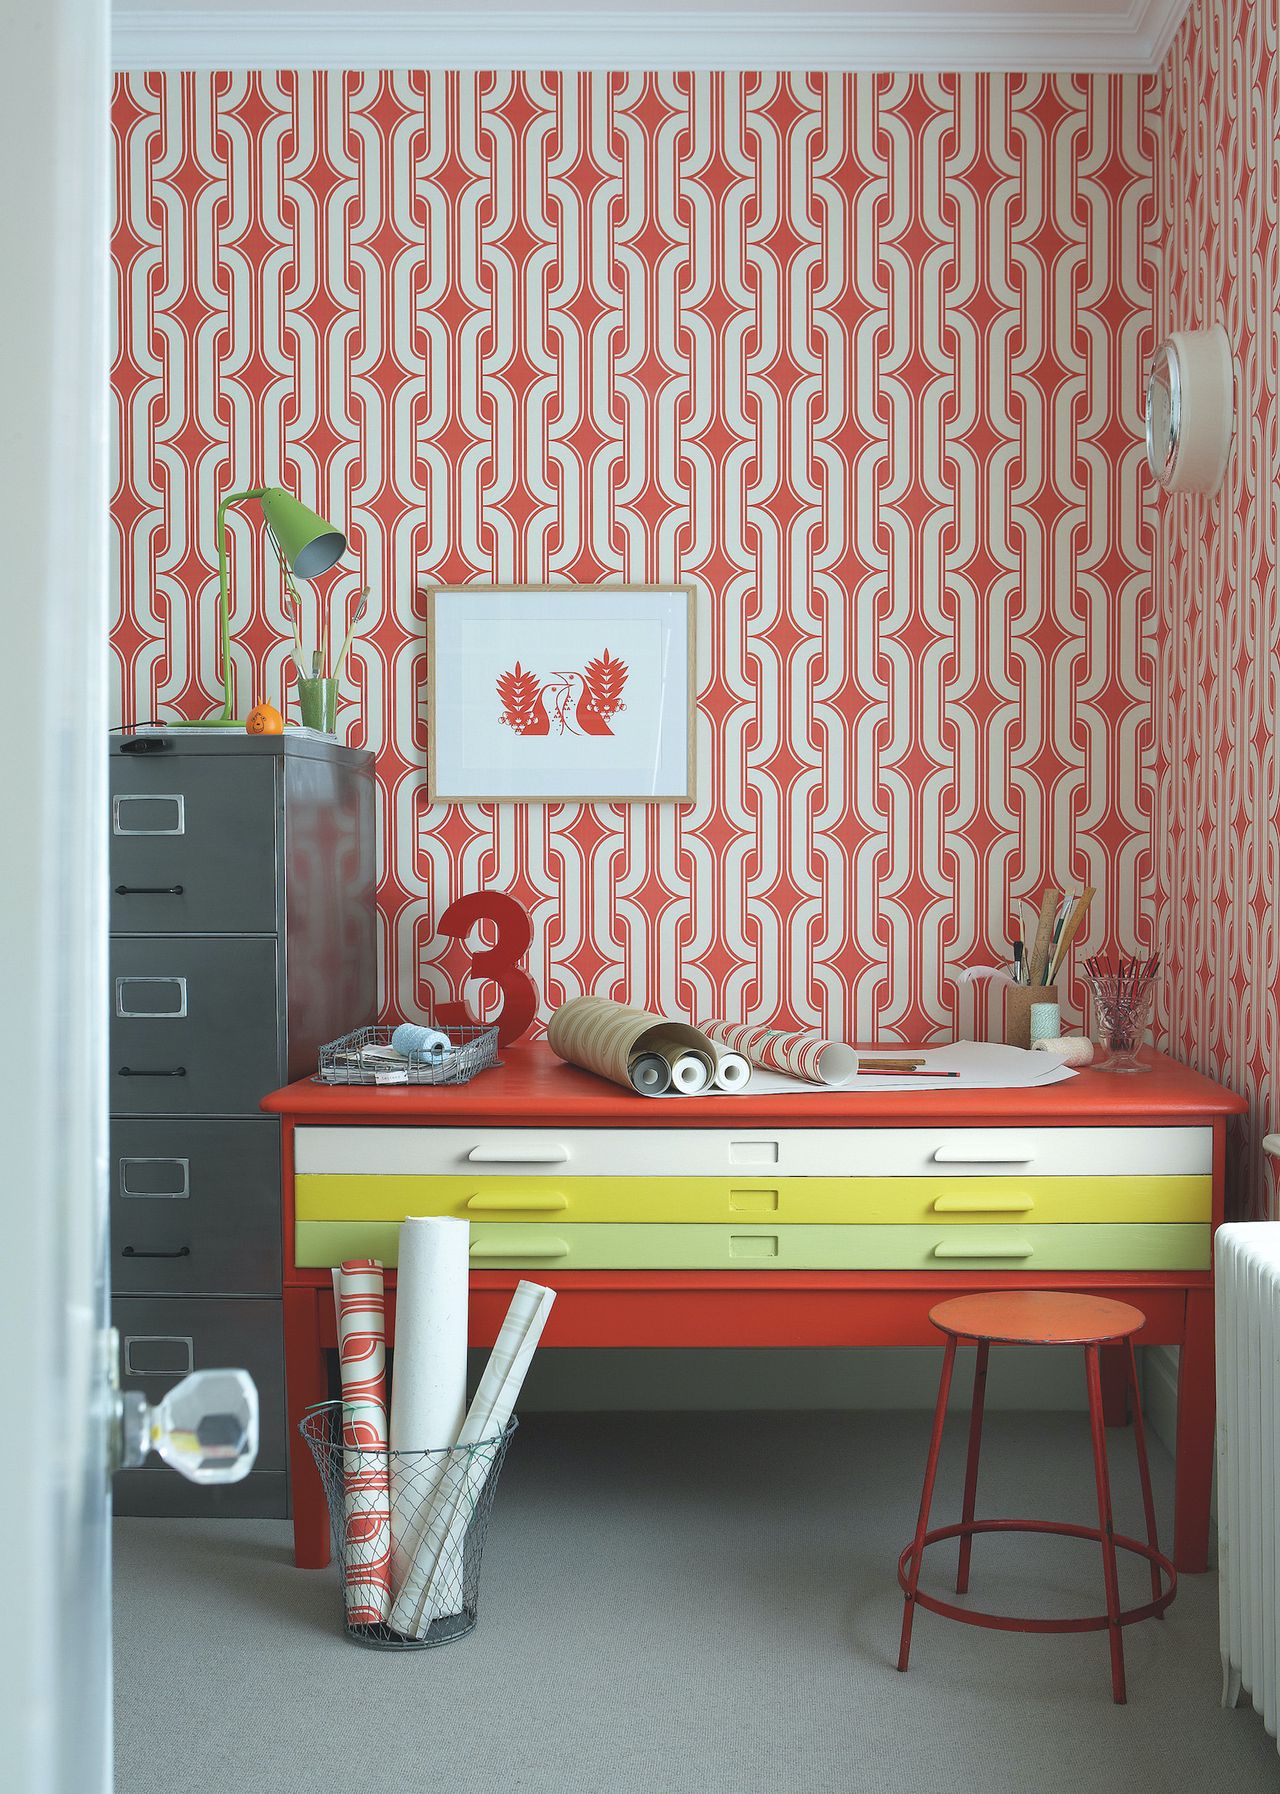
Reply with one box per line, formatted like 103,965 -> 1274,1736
1217,1221 -> 1280,1744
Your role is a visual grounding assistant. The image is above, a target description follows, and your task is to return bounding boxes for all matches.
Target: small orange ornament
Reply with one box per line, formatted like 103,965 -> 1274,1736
245,702 -> 284,736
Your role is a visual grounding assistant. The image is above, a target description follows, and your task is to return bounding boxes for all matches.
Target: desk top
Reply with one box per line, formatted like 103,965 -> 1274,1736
263,1042 -> 1245,1128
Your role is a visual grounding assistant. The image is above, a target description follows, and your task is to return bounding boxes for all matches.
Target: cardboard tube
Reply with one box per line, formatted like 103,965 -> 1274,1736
629,1052 -> 672,1095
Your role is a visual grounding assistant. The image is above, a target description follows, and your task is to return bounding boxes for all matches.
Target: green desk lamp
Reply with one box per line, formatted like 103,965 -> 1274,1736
179,485 -> 346,726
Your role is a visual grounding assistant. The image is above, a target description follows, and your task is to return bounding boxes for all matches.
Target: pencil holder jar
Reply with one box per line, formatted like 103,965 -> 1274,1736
1004,983 -> 1058,1051
298,675 -> 338,733
1083,968 -> 1157,1074
299,1403 -> 515,1649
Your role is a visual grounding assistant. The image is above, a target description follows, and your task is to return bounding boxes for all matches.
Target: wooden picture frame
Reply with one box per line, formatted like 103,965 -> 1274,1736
427,583 -> 697,804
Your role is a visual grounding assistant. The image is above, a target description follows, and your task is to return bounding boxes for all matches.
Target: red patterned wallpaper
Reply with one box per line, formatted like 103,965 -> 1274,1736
110,72 -> 1157,1040
1155,1 -> 1279,1215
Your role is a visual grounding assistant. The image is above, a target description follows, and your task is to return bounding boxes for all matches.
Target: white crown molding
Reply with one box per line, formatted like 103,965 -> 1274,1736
111,2 -> 1198,77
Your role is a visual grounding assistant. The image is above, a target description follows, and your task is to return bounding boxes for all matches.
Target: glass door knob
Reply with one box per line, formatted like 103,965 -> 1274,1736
116,1368 -> 259,1484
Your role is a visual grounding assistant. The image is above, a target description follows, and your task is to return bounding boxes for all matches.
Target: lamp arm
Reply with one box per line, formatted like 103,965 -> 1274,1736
214,488 -> 268,721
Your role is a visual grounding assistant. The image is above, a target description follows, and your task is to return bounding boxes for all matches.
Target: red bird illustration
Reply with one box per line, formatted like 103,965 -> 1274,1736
497,650 -> 628,738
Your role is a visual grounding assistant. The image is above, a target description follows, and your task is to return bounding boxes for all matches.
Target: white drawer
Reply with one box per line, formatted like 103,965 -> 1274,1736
295,1124 -> 1213,1180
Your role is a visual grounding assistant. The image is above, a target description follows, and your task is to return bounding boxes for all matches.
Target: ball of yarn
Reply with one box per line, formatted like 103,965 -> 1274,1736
1031,1034 -> 1094,1068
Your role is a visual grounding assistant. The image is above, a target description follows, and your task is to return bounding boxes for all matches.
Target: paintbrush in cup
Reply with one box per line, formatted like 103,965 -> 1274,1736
333,587 -> 371,684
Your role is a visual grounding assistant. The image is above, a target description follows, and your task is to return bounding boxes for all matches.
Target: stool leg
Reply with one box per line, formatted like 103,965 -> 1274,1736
898,1334 -> 958,1673
1127,1339 -> 1164,1605
1085,1343 -> 1127,1704
956,1340 -> 990,1595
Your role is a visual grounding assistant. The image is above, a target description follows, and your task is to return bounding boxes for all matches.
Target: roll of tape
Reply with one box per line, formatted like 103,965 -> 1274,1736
1031,1035 -> 1095,1068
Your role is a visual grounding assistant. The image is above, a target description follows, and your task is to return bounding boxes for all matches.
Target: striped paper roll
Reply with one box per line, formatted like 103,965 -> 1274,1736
331,1259 -> 392,1625
548,995 -> 719,1097
699,1019 -> 859,1087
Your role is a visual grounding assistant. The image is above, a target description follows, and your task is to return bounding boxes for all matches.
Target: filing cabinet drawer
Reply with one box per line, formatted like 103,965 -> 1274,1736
110,937 -> 281,1116
111,1119 -> 281,1295
112,1295 -> 286,1471
296,1124 -> 1214,1181
110,753 -> 279,934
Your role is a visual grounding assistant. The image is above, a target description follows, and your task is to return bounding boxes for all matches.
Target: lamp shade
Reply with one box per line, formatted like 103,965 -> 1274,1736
258,487 -> 346,580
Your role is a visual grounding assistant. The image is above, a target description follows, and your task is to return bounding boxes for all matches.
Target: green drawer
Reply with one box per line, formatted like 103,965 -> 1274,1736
296,1220 -> 1209,1273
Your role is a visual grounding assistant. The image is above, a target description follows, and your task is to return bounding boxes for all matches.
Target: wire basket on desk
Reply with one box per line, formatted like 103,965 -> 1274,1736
299,1403 -> 516,1649
314,1024 -> 500,1087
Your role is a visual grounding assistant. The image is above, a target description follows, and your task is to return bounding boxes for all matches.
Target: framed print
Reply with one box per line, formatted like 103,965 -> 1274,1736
428,584 -> 696,803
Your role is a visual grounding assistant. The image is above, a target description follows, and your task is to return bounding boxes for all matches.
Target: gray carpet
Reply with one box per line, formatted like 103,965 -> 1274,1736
113,1412 -> 1279,1794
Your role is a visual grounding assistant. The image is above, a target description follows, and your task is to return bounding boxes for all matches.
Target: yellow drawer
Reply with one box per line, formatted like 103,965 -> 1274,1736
294,1172 -> 1211,1226
296,1219 -> 1211,1273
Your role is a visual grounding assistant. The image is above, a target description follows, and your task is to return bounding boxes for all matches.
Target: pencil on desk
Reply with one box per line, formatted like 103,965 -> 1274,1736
857,1069 -> 960,1079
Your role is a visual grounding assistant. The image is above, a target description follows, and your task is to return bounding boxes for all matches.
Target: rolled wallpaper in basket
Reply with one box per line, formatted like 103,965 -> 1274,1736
391,1279 -> 557,1639
699,1019 -> 859,1086
385,1216 -> 470,1633
547,994 -> 719,1096
331,1259 -> 392,1625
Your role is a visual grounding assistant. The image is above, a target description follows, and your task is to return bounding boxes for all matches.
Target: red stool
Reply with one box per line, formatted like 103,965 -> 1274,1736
896,1290 -> 1176,1704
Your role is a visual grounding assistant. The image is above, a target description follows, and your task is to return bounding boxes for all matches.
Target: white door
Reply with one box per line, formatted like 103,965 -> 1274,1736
0,1 -> 114,1789
0,9 -> 258,1792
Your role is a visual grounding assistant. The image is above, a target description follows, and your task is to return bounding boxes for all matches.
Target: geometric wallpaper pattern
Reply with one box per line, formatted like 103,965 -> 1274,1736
111,72 -> 1158,1045
1154,0 -> 1280,1217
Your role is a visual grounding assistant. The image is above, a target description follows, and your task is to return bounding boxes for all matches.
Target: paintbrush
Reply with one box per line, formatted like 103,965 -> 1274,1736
1048,884 -> 1096,983
333,586 -> 371,684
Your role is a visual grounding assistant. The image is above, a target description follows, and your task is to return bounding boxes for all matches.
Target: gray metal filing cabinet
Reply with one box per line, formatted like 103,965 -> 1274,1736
109,732 -> 375,1515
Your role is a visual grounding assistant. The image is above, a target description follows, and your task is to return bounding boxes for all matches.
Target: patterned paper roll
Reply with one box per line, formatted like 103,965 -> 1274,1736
331,1259 -> 392,1625
396,1280 -> 557,1638
385,1217 -> 469,1633
699,1019 -> 859,1087
548,995 -> 719,1097
647,1036 -> 714,1093
710,1046 -> 752,1091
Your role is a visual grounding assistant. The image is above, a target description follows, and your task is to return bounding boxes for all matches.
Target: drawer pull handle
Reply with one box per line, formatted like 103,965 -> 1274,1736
932,1237 -> 1035,1260
932,1195 -> 1035,1214
466,1192 -> 569,1212
121,1245 -> 191,1259
115,884 -> 185,896
932,1144 -> 1036,1165
467,1145 -> 569,1164
469,1235 -> 570,1260
118,1066 -> 187,1078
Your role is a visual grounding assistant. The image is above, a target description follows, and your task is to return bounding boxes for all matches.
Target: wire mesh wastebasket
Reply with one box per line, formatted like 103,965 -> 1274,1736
300,1402 -> 516,1649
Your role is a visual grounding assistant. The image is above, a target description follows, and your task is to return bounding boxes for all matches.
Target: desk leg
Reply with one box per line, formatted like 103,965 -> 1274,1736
1100,1345 -> 1131,1427
284,1285 -> 330,1570
1174,1287 -> 1214,1575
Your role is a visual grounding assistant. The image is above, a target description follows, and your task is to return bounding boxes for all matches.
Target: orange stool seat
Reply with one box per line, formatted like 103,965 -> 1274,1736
929,1289 -> 1146,1348
896,1289 -> 1176,1704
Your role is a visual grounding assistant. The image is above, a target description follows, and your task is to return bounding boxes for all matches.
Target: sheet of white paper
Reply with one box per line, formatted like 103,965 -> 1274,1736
688,1041 -> 1076,1096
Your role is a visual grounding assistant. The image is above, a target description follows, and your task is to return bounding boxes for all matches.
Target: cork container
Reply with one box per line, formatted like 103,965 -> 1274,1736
1004,982 -> 1059,1051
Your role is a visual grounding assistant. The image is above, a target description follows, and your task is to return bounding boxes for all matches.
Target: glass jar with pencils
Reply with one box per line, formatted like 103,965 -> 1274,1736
1082,955 -> 1160,1074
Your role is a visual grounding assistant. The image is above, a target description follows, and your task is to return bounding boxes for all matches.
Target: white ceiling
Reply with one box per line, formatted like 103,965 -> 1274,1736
111,0 -> 1194,75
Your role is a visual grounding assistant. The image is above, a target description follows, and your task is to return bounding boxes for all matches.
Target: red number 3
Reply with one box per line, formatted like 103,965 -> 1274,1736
436,891 -> 538,1046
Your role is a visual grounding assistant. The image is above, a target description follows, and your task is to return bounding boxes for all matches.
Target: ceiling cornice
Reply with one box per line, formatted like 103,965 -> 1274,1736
111,2 -> 1196,77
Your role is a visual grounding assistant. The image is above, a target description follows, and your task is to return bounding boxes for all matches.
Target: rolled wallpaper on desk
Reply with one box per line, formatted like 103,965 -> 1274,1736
331,1259 -> 392,1624
547,995 -> 721,1097
700,1020 -> 858,1087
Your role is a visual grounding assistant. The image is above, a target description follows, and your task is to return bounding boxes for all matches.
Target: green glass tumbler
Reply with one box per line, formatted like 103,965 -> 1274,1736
298,676 -> 338,734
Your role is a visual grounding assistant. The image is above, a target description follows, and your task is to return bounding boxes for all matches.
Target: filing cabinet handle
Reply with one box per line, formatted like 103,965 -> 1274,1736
115,884 -> 185,896
118,1066 -> 187,1078
467,1145 -> 570,1164
121,1245 -> 191,1259
120,737 -> 172,754
932,1139 -> 1035,1164
465,1191 -> 569,1212
469,1234 -> 570,1260
932,1235 -> 1035,1259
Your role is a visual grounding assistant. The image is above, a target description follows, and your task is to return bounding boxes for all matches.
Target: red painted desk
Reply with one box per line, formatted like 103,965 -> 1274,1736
263,1045 -> 1244,1575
